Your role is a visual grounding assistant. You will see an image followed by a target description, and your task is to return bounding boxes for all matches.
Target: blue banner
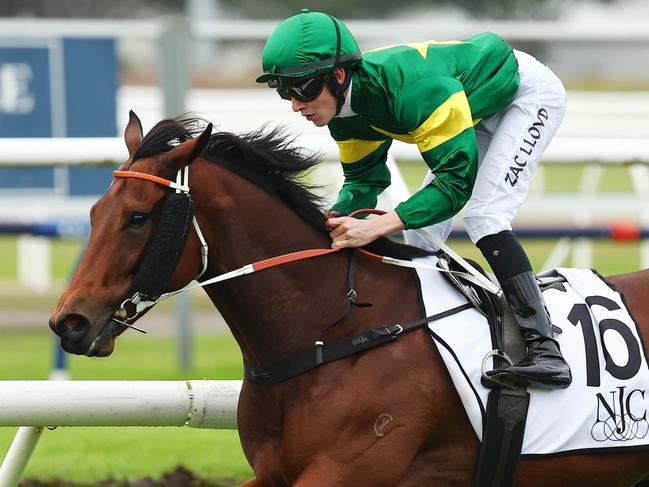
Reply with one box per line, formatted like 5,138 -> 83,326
0,37 -> 118,195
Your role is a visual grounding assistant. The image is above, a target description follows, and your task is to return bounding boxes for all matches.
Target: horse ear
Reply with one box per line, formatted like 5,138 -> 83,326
162,123 -> 213,172
124,110 -> 143,156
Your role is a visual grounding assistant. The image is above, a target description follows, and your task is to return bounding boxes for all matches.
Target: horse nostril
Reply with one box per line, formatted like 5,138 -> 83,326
55,314 -> 91,342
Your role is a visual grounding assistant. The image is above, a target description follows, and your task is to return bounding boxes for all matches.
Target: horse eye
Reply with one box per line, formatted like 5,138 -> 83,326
127,211 -> 149,228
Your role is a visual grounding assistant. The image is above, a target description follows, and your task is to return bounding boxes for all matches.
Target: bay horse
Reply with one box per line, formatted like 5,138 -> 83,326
50,112 -> 649,486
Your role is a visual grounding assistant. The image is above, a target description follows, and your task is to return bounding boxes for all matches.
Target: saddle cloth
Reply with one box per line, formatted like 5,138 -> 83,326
416,256 -> 649,456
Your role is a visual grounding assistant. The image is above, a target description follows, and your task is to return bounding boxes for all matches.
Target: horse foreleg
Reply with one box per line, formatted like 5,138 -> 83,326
238,477 -> 288,487
292,463 -> 344,487
238,478 -> 262,487
292,458 -> 405,487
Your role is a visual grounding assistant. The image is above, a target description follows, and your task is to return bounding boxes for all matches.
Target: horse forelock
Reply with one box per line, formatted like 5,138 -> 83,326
132,115 -> 207,162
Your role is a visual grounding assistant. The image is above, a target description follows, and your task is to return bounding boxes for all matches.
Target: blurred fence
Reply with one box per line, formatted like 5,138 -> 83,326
1,131 -> 649,288
0,380 -> 242,487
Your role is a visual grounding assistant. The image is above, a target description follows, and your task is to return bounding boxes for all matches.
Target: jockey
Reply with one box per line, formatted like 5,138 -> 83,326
256,9 -> 571,390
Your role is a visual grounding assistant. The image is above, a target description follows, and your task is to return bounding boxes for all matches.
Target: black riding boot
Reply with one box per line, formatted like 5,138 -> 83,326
486,271 -> 572,389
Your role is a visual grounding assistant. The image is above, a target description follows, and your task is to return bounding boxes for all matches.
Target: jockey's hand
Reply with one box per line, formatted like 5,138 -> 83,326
326,211 -> 405,249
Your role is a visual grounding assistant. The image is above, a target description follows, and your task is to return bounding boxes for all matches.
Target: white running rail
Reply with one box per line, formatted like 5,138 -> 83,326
0,380 -> 242,487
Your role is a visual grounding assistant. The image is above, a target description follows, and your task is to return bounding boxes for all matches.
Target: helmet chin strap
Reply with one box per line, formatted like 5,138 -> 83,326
328,69 -> 353,117
326,12 -> 352,117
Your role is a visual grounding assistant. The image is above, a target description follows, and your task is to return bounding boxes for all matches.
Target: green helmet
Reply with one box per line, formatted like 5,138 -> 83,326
256,9 -> 362,84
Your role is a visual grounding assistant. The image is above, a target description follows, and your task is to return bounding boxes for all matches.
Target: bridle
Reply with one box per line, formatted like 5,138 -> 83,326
111,166 -> 209,325
115,166 -> 210,280
111,166 -> 347,326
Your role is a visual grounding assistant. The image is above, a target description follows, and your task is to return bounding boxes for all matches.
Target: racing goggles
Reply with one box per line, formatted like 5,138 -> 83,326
270,74 -> 329,102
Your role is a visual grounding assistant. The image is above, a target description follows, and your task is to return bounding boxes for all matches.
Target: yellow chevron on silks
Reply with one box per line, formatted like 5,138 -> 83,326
370,91 -> 475,153
336,139 -> 388,164
365,40 -> 467,59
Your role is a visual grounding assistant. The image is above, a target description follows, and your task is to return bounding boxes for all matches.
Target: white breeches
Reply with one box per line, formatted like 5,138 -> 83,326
406,50 -> 567,249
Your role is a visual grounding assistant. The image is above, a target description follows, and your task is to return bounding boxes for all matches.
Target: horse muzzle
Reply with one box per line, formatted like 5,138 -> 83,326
50,312 -> 118,357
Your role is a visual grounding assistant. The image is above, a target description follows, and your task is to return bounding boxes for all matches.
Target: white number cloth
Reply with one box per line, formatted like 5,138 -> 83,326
419,257 -> 649,455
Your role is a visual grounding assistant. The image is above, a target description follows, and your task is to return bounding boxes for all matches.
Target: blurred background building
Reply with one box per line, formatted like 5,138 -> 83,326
2,0 -> 649,87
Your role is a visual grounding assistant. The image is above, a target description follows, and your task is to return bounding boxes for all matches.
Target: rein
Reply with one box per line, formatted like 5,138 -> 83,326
111,168 -> 500,326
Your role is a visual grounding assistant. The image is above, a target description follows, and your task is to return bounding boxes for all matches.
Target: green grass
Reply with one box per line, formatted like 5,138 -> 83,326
0,331 -> 243,381
563,77 -> 649,92
0,236 -> 84,281
445,238 -> 641,276
0,237 -> 17,278
0,331 -> 253,483
541,164 -> 634,193
16,428 -> 247,483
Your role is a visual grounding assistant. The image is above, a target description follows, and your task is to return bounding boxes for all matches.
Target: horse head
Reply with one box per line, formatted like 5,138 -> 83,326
49,111 -> 212,356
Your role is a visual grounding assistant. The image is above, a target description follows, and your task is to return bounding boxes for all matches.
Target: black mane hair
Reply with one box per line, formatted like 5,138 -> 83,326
132,116 -> 204,161
134,115 -> 432,260
208,125 -> 328,228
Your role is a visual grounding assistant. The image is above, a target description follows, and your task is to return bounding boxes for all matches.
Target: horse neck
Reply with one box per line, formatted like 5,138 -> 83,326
190,160 -> 351,365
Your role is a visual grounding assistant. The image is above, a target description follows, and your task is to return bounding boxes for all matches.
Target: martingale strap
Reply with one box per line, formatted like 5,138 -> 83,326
448,259 -> 529,487
244,302 -> 474,384
318,250 -> 373,338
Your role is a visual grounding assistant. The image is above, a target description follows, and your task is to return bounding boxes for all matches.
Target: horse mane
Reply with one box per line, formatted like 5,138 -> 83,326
134,115 -> 432,260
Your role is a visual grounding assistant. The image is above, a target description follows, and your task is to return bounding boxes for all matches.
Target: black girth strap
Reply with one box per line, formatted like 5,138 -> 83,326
439,258 -> 529,487
244,302 -> 474,384
475,288 -> 529,487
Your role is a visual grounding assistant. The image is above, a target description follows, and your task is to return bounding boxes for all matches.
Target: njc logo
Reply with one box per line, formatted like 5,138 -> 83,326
592,386 -> 649,442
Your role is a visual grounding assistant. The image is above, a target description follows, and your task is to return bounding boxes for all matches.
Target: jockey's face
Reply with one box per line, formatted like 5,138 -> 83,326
290,68 -> 345,127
